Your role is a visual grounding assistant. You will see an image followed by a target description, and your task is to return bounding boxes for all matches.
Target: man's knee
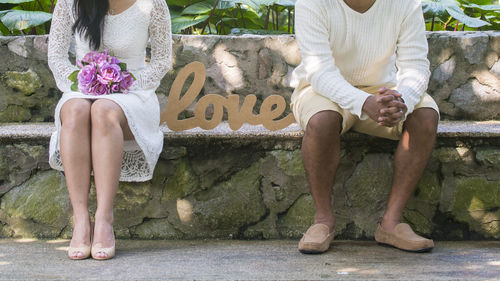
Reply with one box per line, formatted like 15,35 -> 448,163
406,108 -> 438,136
306,111 -> 343,137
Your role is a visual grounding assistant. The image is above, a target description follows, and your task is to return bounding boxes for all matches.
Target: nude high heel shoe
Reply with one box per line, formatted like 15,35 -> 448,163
67,221 -> 93,260
91,242 -> 115,260
68,245 -> 91,260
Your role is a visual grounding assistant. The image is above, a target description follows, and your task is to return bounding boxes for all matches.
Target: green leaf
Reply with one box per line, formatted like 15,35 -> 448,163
181,0 -> 214,15
446,5 -> 490,27
272,0 -> 296,7
463,4 -> 500,11
465,0 -> 492,5
0,10 -> 52,31
422,0 -> 461,16
68,70 -> 79,82
171,14 -> 209,33
0,0 -> 35,3
170,9 -> 181,19
167,0 -> 206,8
70,81 -> 78,92
230,27 -> 288,34
230,0 -> 269,10
118,62 -> 127,71
129,72 -> 136,80
182,0 -> 235,15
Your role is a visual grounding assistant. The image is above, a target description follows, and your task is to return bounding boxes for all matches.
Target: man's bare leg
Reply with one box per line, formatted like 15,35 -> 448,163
301,111 -> 343,232
381,108 -> 439,231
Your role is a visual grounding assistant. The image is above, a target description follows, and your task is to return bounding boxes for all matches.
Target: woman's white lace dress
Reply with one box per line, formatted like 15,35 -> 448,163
47,0 -> 172,181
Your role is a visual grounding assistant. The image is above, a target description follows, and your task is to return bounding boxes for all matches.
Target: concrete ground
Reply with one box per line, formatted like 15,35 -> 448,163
0,239 -> 499,280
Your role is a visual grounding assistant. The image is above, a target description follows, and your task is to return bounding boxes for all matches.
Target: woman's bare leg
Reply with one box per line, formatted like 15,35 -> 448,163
60,98 -> 93,259
90,99 -> 134,258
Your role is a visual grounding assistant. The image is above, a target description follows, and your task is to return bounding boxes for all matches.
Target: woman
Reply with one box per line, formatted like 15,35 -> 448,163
47,0 -> 172,260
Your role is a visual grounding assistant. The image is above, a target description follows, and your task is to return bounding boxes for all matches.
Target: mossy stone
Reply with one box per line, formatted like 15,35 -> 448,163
0,105 -> 31,122
270,150 -> 304,177
475,148 -> 500,166
0,170 -> 71,237
433,148 -> 465,163
344,153 -> 393,238
161,159 -> 199,202
451,177 -> 500,238
193,162 -> 266,231
403,209 -> 434,235
168,162 -> 266,238
131,218 -> 184,239
416,172 -> 441,202
4,69 -> 43,95
277,194 -> 315,238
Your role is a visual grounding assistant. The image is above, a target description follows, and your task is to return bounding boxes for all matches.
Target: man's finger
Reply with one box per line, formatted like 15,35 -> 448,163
377,95 -> 395,103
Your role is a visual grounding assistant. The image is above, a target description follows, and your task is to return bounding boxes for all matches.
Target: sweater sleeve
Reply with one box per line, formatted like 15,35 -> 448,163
47,0 -> 79,93
395,1 -> 431,119
130,0 -> 172,91
294,0 -> 371,118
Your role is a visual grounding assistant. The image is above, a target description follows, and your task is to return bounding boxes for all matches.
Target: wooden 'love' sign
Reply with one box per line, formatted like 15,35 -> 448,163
160,61 -> 295,131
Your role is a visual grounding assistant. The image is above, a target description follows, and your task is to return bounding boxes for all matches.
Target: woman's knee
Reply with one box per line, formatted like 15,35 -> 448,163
306,110 -> 343,138
91,100 -> 124,129
60,99 -> 92,129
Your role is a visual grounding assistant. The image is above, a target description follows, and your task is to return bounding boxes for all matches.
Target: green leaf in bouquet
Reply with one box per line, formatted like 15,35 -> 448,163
129,72 -> 136,81
70,81 -> 78,92
68,70 -> 79,82
118,62 -> 127,71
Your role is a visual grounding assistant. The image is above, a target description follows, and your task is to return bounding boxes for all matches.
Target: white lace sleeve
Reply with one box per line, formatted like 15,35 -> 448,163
47,0 -> 78,93
131,0 -> 172,91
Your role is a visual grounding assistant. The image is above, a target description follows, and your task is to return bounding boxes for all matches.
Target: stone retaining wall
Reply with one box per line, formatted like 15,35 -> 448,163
0,134 -> 499,240
1,32 -> 500,122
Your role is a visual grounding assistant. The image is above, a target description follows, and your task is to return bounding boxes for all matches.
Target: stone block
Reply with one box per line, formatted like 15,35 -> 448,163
0,170 -> 71,237
451,177 -> 500,239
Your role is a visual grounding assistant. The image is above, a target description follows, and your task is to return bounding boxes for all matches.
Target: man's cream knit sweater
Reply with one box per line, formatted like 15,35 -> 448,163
291,0 -> 431,119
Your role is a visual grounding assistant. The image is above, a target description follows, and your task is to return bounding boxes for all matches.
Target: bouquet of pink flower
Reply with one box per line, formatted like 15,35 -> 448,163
68,50 -> 135,95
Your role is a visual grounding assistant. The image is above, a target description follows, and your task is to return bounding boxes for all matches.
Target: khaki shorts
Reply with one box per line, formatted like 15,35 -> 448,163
291,81 -> 440,140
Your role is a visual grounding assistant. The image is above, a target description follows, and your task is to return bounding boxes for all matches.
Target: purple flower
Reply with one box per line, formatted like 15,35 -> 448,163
81,51 -> 99,64
110,83 -> 120,93
97,62 -> 122,85
109,56 -> 120,64
82,50 -> 112,66
119,72 -> 134,91
90,81 -> 110,95
76,60 -> 84,68
77,64 -> 97,85
78,82 -> 91,94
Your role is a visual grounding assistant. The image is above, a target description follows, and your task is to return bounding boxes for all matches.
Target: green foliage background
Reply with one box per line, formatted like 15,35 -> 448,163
0,0 -> 499,36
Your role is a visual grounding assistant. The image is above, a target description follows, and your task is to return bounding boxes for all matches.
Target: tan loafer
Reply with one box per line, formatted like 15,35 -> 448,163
375,223 -> 434,252
298,224 -> 334,254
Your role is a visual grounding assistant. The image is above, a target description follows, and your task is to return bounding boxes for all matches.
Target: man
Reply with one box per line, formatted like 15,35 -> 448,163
291,0 -> 439,254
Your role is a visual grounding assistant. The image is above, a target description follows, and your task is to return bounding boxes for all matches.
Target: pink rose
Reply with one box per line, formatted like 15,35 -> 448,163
90,81 -> 110,95
97,62 -> 122,85
77,64 -> 97,85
